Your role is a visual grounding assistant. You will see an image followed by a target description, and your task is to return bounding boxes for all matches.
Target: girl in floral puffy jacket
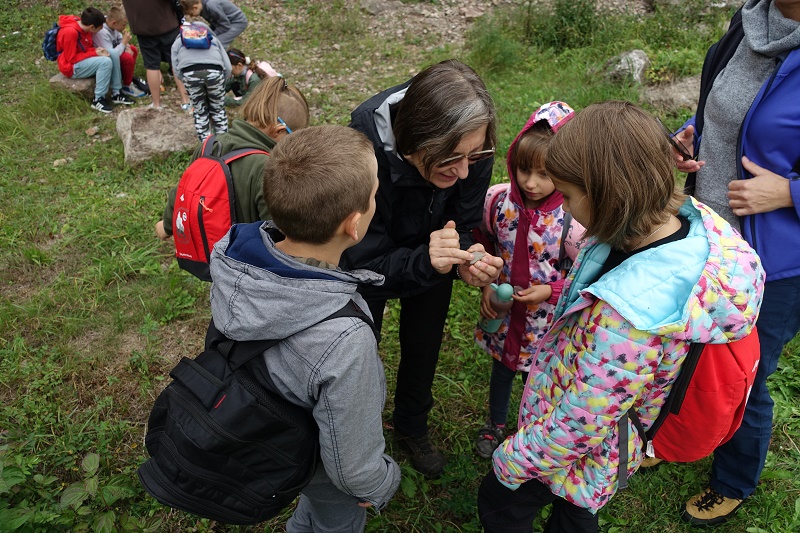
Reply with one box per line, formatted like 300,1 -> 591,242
472,101 -> 584,460
478,101 -> 764,533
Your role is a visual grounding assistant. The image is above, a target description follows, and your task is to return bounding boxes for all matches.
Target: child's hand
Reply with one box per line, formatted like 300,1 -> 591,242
155,220 -> 170,241
512,284 -> 552,306
122,30 -> 132,45
95,47 -> 109,57
480,285 -> 497,320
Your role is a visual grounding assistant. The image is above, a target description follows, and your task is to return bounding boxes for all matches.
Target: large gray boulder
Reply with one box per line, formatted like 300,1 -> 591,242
116,107 -> 198,166
49,72 -> 94,100
603,49 -> 651,84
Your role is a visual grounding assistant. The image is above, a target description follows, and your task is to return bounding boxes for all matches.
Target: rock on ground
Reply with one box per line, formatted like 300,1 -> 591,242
116,108 -> 198,166
49,73 -> 94,100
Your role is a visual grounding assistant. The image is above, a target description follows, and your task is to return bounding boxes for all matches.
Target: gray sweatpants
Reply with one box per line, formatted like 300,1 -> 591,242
286,467 -> 367,533
182,68 -> 228,141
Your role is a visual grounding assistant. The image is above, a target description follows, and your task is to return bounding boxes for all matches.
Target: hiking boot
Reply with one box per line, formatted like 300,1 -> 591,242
111,92 -> 134,105
395,431 -> 447,479
90,97 -> 113,114
121,83 -> 147,98
475,422 -> 505,459
640,457 -> 664,469
681,487 -> 743,526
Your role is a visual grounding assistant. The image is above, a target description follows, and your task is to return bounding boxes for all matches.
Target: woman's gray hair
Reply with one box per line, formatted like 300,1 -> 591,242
393,59 -> 496,177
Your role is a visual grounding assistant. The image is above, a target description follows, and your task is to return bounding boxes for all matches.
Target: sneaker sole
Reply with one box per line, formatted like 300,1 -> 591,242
680,507 -> 739,527
91,106 -> 112,114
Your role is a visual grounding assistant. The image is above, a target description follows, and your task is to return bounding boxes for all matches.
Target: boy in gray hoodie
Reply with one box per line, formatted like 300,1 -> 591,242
208,125 -> 400,532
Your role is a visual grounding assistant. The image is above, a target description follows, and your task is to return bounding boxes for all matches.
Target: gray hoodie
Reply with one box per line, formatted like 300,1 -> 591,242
209,222 -> 400,510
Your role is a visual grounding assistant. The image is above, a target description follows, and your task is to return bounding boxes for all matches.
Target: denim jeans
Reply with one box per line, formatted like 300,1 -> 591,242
489,358 -> 528,426
72,55 -> 121,100
711,276 -> 800,499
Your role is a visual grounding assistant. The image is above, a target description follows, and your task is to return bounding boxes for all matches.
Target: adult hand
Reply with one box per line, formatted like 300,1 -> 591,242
673,125 -> 705,174
429,220 -> 473,274
456,245 -> 503,288
512,284 -> 551,306
728,156 -> 793,215
480,285 -> 496,320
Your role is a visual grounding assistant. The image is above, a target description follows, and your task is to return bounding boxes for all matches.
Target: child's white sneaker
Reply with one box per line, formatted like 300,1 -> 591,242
122,83 -> 147,98
181,103 -> 193,113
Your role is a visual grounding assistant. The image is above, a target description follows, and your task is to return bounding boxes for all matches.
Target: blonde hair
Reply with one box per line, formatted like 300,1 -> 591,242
241,76 -> 309,135
263,126 -> 376,244
544,101 -> 686,249
106,5 -> 126,23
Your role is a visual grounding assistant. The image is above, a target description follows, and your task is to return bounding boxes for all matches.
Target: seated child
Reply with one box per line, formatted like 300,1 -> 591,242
208,125 -> 400,532
181,0 -> 247,49
155,76 -> 309,241
92,6 -> 146,98
472,101 -> 582,460
56,7 -> 134,113
171,20 -> 231,140
224,48 -> 277,106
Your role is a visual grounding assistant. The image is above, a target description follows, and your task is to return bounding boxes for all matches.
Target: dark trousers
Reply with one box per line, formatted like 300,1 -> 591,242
478,470 -> 598,533
489,358 -> 528,427
364,280 -> 453,437
711,276 -> 800,499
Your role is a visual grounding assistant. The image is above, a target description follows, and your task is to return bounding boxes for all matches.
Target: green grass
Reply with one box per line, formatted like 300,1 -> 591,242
1,1 -> 799,531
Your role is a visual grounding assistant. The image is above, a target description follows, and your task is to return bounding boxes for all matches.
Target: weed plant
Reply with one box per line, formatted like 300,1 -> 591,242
1,1 -> 798,532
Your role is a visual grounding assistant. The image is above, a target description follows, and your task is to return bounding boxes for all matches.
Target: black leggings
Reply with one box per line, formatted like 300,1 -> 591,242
364,279 -> 453,437
478,470 -> 598,533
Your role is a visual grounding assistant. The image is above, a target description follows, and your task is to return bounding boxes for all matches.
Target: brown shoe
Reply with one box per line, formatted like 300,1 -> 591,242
395,431 -> 447,479
681,487 -> 743,526
640,457 -> 664,469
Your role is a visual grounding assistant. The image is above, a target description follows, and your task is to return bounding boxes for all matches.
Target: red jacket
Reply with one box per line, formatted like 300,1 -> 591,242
56,15 -> 97,78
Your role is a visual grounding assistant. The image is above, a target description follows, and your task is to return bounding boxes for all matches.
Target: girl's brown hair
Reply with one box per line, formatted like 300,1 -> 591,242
544,100 -> 686,249
241,76 -> 309,136
510,122 -> 553,176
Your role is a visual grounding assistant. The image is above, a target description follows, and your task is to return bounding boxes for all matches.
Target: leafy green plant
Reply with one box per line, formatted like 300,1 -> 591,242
0,450 -> 161,532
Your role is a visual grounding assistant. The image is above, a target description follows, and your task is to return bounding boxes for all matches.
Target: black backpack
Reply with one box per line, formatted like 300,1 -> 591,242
138,301 -> 378,525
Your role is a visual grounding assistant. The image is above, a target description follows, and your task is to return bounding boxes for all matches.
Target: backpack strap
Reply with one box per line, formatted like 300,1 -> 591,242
555,212 -> 573,276
222,148 -> 269,165
622,341 -> 705,482
210,300 -> 380,372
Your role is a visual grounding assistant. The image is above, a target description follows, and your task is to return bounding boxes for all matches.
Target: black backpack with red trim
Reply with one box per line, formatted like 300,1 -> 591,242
171,136 -> 269,281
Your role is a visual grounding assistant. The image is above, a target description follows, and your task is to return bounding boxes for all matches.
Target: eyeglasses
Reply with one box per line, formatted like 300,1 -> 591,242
437,147 -> 495,168
277,117 -> 292,134
656,117 -> 696,161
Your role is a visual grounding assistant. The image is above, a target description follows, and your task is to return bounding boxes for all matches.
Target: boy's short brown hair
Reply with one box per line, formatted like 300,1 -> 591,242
544,100 -> 686,249
107,6 -> 126,23
263,126 -> 376,244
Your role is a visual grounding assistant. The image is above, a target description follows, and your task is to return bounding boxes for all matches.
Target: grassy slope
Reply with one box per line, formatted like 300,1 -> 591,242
0,1 -> 798,531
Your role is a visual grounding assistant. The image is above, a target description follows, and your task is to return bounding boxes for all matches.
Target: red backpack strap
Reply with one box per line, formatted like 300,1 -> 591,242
223,148 -> 269,164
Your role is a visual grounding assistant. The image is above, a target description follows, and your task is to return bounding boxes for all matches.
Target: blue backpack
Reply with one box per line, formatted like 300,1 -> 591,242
42,22 -> 61,61
180,23 -> 213,49
42,21 -> 85,61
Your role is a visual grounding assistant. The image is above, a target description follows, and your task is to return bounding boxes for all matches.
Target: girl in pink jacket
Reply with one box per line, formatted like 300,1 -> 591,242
473,102 -> 583,459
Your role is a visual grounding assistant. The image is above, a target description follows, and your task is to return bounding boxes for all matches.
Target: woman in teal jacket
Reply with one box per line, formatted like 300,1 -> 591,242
479,102 -> 764,533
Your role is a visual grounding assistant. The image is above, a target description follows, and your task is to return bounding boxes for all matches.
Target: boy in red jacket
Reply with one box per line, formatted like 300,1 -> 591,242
56,7 -> 134,113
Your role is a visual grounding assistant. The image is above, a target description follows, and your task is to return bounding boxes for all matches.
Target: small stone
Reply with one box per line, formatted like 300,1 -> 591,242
470,251 -> 485,265
332,43 -> 341,51
85,126 -> 99,136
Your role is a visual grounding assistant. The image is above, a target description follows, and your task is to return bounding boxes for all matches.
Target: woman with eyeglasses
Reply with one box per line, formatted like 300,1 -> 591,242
155,76 -> 308,244
342,59 -> 504,479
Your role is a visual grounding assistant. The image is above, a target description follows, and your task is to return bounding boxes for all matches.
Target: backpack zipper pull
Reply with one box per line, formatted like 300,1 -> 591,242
199,197 -> 213,212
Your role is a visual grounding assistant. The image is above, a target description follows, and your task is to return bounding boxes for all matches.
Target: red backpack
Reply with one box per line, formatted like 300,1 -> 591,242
619,328 -> 760,487
172,136 -> 269,281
